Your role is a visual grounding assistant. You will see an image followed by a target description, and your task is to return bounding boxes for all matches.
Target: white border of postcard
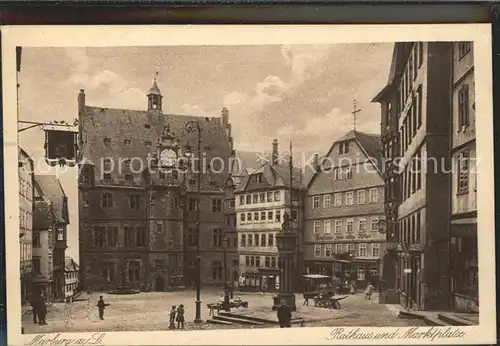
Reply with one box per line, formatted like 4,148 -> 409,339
2,24 -> 496,345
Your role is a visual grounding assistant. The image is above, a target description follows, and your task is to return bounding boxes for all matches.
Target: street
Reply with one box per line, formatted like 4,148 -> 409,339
22,290 -> 424,334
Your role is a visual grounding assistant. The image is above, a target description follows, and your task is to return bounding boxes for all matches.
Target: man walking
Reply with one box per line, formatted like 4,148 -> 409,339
277,301 -> 292,328
29,294 -> 39,324
97,296 -> 110,320
37,296 -> 47,325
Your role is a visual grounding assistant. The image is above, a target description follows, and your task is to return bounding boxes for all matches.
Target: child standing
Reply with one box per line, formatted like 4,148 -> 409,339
169,305 -> 177,329
365,282 -> 374,300
176,304 -> 185,329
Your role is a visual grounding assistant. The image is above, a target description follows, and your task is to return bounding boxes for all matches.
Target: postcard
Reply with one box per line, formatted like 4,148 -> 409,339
2,24 -> 495,345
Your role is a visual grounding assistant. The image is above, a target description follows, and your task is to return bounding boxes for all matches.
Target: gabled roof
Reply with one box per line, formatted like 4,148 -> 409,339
34,175 -> 69,224
65,257 -> 79,272
307,130 -> 383,189
234,162 -> 304,193
372,42 -> 409,103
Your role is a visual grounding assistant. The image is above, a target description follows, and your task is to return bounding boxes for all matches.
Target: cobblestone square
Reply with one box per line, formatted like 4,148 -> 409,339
22,291 -> 423,334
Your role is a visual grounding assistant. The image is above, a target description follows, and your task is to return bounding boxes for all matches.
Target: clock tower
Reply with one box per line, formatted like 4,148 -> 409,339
154,124 -> 179,169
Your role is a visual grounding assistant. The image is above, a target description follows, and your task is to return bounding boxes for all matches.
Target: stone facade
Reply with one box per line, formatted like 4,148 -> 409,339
78,81 -> 233,290
304,131 -> 385,288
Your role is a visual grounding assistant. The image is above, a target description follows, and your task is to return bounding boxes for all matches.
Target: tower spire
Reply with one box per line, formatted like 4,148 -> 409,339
352,99 -> 362,131
147,72 -> 163,111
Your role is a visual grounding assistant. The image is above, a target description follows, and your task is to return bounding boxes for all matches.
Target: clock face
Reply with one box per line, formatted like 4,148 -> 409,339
160,149 -> 177,167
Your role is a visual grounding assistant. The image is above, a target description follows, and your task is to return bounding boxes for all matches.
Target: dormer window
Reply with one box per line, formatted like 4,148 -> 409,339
103,137 -> 111,145
256,173 -> 263,183
124,138 -> 131,145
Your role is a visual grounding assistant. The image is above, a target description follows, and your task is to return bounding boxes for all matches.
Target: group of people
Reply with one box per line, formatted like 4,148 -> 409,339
29,295 -> 48,325
169,304 -> 185,329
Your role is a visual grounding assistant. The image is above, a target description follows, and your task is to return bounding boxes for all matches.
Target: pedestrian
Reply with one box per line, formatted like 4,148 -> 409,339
303,295 -> 309,306
277,301 -> 291,328
97,295 -> 110,320
365,282 -> 374,300
37,297 -> 47,325
169,305 -> 177,329
176,304 -> 185,329
229,283 -> 234,299
29,294 -> 39,324
350,280 -> 356,295
223,291 -> 231,311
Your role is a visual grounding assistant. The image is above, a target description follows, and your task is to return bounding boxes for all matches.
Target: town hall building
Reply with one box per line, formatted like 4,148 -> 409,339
77,79 -> 234,291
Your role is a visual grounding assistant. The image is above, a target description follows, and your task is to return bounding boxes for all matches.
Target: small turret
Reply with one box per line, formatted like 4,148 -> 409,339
147,78 -> 163,111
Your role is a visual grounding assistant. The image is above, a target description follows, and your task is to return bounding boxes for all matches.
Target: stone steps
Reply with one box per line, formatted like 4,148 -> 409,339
219,312 -> 277,324
219,311 -> 305,325
206,318 -> 233,326
396,307 -> 478,326
424,316 -> 449,327
437,313 -> 477,326
212,315 -> 265,326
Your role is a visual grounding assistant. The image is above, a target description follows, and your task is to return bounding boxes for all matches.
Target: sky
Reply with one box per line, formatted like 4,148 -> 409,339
17,43 -> 394,262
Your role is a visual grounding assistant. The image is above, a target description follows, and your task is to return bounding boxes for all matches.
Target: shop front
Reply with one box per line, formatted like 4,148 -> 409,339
239,269 -> 280,292
350,259 -> 380,289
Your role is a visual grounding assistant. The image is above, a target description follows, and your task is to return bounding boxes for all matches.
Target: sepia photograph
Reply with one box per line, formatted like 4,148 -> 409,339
3,25 -> 495,345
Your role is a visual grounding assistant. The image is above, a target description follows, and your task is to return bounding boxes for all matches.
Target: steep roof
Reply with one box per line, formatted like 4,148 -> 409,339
34,175 -> 69,224
65,257 -> 79,272
33,200 -> 54,230
234,162 -> 304,193
79,105 -> 232,190
147,80 -> 162,96
372,42 -> 410,103
307,130 -> 383,189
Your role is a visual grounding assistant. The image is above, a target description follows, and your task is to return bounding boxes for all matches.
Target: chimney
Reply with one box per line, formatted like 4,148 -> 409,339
272,139 -> 279,165
312,153 -> 320,172
222,107 -> 229,126
78,89 -> 85,116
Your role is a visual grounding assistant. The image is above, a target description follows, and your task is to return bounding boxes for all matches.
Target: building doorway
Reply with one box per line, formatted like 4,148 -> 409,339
268,276 -> 276,292
155,276 -> 165,292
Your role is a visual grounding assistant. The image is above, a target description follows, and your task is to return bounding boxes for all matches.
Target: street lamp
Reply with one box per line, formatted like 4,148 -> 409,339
184,120 -> 203,324
222,233 -> 230,311
222,233 -> 229,292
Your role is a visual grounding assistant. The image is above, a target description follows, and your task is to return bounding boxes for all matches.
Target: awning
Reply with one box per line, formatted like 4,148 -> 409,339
303,274 -> 329,279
